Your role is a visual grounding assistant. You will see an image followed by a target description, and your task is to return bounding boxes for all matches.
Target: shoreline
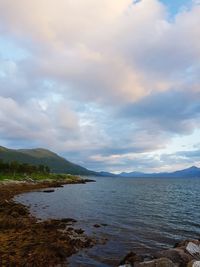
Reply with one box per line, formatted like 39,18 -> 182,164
0,178 -> 96,266
119,239 -> 200,267
1,178 -> 199,267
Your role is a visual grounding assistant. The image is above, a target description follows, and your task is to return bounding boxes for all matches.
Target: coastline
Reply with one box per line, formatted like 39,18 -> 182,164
1,178 -> 199,267
0,178 -> 96,266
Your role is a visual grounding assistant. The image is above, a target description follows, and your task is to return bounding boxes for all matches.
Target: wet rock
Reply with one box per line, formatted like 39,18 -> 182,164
43,189 -> 55,193
93,224 -> 101,228
79,179 -> 96,183
174,240 -> 200,249
155,248 -> 192,267
54,184 -> 64,188
119,251 -> 143,266
74,229 -> 84,234
42,219 -> 66,230
61,218 -> 77,224
101,223 -> 108,226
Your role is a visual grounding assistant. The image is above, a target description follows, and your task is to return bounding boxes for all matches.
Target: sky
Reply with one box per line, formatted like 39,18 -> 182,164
0,0 -> 200,173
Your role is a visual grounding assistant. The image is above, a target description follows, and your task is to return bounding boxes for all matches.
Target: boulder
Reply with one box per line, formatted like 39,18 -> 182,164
155,248 -> 193,267
174,240 -> 200,249
187,261 -> 200,267
138,258 -> 175,267
119,252 -> 143,266
187,260 -> 197,267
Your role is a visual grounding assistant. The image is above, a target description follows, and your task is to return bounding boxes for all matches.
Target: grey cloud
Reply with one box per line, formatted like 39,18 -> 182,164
0,96 -> 80,149
177,149 -> 200,159
0,0 -> 200,172
121,88 -> 200,134
82,153 -> 164,173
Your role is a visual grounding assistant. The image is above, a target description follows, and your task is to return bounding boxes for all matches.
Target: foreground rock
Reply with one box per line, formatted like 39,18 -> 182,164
119,239 -> 200,267
0,181 -> 96,267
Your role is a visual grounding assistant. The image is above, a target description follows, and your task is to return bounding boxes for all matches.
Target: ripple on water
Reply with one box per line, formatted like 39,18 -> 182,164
15,177 -> 200,266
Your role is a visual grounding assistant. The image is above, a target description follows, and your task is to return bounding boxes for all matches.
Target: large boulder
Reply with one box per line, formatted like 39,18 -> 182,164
187,261 -> 200,267
174,240 -> 200,250
154,248 -> 193,267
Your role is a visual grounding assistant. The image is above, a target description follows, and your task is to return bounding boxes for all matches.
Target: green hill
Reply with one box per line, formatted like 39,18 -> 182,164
0,146 -> 96,175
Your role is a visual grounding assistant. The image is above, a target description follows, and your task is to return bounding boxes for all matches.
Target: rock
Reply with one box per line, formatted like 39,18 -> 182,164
119,252 -> 143,266
155,248 -> 192,266
192,261 -> 200,267
83,179 -> 96,183
187,260 -> 197,267
101,223 -> 108,226
188,261 -> 200,267
74,229 -> 84,234
174,240 -> 200,249
43,189 -> 55,193
54,185 -> 64,188
60,218 -> 77,224
138,258 -> 175,267
93,224 -> 101,228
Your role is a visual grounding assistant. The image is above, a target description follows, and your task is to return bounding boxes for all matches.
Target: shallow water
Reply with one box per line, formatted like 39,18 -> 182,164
16,177 -> 200,266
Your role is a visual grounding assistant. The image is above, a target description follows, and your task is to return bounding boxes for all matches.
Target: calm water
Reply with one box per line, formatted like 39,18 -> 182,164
16,177 -> 200,266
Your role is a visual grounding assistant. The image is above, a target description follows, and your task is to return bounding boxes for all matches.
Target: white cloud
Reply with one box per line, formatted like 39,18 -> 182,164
0,0 -> 200,171
0,96 -> 80,149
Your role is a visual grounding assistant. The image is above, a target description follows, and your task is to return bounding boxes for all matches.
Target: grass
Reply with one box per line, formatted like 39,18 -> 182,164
0,172 -> 82,182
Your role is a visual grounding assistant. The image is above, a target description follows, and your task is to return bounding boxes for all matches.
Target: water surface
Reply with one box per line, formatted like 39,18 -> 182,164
16,177 -> 200,266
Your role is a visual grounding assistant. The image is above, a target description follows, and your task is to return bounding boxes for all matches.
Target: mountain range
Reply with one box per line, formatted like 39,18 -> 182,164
0,146 -> 200,178
0,146 -> 96,176
105,166 -> 200,178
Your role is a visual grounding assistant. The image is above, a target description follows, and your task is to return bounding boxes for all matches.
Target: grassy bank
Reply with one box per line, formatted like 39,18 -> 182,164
0,172 -> 86,183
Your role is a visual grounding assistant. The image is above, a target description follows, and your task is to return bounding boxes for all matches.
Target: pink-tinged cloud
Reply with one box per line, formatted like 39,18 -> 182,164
0,0 -> 200,172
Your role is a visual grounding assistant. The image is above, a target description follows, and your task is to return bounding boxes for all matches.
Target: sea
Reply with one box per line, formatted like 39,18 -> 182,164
15,177 -> 200,266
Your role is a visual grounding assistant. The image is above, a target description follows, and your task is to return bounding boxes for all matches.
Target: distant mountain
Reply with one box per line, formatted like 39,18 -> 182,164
119,166 -> 200,178
167,166 -> 200,178
1,146 -> 199,178
119,171 -> 148,178
98,171 -> 117,177
0,146 -> 96,176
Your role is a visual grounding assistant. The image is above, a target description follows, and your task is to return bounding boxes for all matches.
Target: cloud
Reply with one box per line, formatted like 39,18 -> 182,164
121,88 -> 200,134
0,96 -> 79,149
0,0 -> 200,172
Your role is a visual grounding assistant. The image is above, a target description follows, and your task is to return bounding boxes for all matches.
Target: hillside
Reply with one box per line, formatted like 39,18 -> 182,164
0,146 -> 96,175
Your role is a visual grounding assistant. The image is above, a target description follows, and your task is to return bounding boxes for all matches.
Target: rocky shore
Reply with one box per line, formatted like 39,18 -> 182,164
119,239 -> 200,267
1,178 -> 200,267
0,179 -> 96,266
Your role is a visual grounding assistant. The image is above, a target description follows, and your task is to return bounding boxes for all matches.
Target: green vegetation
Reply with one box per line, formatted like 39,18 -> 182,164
0,172 -> 81,182
0,146 -> 96,176
0,159 -> 50,174
0,159 -> 81,182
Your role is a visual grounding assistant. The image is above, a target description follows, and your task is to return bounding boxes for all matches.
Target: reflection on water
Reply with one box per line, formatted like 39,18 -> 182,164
16,177 -> 200,266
